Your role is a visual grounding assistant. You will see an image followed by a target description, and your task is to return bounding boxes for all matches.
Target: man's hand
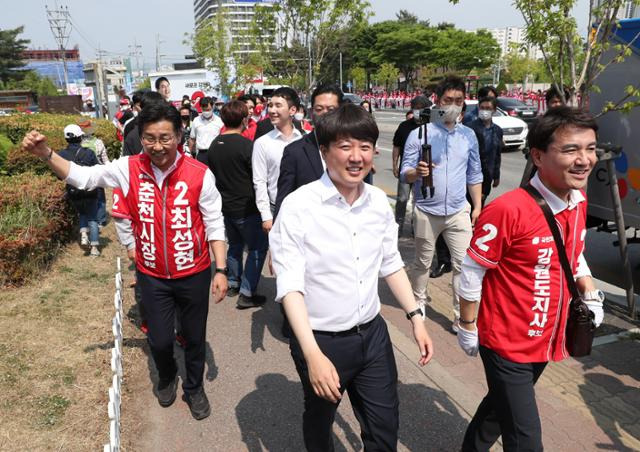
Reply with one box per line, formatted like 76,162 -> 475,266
457,323 -> 479,356
211,273 -> 228,303
306,350 -> 341,403
262,220 -> 273,234
21,130 -> 51,158
411,317 -> 434,366
471,207 -> 481,226
492,178 -> 500,188
415,160 -> 432,177
127,248 -> 136,261
392,165 -> 399,178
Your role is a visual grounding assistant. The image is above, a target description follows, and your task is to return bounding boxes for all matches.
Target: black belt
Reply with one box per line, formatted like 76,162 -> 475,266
313,315 -> 377,337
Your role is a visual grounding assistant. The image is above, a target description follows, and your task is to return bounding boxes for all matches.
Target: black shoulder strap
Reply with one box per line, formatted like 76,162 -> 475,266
523,184 -> 580,300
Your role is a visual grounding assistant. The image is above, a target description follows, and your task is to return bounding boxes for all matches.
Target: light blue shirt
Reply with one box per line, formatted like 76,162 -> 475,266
400,122 -> 483,216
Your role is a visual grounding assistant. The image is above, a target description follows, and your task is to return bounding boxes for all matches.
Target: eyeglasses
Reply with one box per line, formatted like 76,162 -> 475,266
141,134 -> 176,146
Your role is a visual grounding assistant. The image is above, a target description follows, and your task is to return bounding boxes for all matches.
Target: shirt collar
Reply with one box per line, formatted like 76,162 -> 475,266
529,172 -> 585,214
319,171 -> 371,207
433,122 -> 461,134
152,150 -> 182,175
271,126 -> 302,142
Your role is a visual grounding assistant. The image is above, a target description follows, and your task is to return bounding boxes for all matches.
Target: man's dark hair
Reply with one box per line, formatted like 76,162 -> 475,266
478,96 -> 497,110
140,91 -> 165,110
238,94 -> 254,104
200,96 -> 213,108
311,84 -> 343,106
66,136 -> 82,144
155,76 -> 169,90
131,91 -> 144,106
179,105 -> 191,114
220,100 -> 249,129
315,103 -> 379,147
478,85 -> 498,98
182,95 -> 189,101
436,75 -> 466,97
272,86 -> 300,108
410,95 -> 430,109
527,106 -> 598,152
545,85 -> 570,105
138,102 -> 182,138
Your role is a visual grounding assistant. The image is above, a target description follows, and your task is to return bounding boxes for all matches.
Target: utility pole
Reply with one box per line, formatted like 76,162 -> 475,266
46,4 -> 72,91
155,34 -> 165,71
339,52 -> 343,91
128,38 -> 143,77
307,40 -> 313,97
96,46 -> 109,119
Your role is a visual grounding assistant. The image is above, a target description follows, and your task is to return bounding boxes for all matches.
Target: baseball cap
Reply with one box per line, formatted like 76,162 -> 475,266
64,124 -> 84,139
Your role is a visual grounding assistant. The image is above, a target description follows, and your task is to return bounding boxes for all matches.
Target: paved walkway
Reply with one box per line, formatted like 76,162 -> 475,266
130,238 -> 640,451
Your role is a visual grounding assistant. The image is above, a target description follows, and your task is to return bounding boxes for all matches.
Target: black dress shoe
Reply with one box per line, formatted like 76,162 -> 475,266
156,377 -> 178,407
226,287 -> 240,298
236,294 -> 266,309
184,388 -> 211,420
430,263 -> 452,278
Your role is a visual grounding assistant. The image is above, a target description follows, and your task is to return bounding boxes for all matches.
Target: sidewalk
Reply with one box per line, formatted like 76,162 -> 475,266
129,239 -> 640,451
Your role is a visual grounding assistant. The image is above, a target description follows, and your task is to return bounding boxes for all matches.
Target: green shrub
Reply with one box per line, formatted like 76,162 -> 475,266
0,114 -> 120,174
0,134 -> 11,169
0,172 -> 75,286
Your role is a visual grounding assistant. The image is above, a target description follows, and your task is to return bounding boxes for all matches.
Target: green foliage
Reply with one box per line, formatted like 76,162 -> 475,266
0,70 -> 60,97
0,172 -> 75,286
0,133 -> 11,168
0,26 -> 30,84
349,67 -> 367,91
0,113 -> 120,174
136,77 -> 151,90
503,47 -> 552,84
374,63 -> 399,90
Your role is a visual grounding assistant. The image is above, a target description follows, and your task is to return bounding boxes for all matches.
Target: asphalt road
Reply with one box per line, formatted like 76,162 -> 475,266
372,109 -> 639,310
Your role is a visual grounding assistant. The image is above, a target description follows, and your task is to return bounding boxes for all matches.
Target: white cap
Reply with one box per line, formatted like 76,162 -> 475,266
63,124 -> 84,139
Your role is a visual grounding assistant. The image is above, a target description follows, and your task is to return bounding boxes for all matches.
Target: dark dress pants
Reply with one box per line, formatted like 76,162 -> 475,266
289,315 -> 399,452
462,346 -> 548,452
138,268 -> 211,395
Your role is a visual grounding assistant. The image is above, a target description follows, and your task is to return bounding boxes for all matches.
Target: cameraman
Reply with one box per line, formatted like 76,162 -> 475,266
400,75 -> 483,332
392,95 -> 431,235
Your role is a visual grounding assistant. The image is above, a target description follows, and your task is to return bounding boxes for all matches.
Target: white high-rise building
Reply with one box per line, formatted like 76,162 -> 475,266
487,26 -> 544,60
193,0 -> 278,55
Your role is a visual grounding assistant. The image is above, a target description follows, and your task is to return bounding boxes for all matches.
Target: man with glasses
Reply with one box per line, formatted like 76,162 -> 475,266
274,84 -> 343,216
20,102 -> 228,421
400,75 -> 483,332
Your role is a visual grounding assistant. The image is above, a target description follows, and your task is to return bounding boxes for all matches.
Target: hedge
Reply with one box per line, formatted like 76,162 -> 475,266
0,172 -> 75,286
0,134 -> 11,169
0,114 -> 120,174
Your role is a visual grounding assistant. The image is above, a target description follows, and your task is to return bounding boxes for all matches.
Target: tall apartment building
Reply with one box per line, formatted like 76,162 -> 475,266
488,26 -> 544,60
193,0 -> 278,55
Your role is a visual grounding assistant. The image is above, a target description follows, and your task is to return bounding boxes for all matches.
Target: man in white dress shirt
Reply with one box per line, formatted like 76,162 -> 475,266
188,96 -> 224,157
252,86 -> 303,234
270,103 -> 434,451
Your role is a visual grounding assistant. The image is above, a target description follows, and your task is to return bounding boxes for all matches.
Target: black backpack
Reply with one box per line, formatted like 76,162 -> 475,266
66,147 -> 98,200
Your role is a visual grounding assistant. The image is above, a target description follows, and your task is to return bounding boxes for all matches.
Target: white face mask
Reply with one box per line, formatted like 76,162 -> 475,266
201,110 -> 213,119
478,109 -> 493,121
440,104 -> 463,123
412,109 -> 421,119
294,112 -> 304,121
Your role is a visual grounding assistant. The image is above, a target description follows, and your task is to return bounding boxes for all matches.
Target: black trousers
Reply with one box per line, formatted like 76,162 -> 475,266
138,268 -> 211,395
289,315 -> 399,452
462,346 -> 548,452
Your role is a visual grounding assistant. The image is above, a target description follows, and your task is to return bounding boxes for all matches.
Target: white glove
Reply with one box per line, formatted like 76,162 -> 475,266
457,326 -> 479,357
583,300 -> 604,328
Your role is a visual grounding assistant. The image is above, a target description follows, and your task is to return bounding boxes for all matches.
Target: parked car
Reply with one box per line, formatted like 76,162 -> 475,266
343,93 -> 364,104
496,97 -> 538,123
465,100 -> 529,152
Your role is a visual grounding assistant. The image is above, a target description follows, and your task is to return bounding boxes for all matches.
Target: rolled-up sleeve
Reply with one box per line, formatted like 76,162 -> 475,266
252,138 -> 272,222
466,132 -> 483,185
379,201 -> 404,277
65,157 -> 130,193
400,129 -> 420,184
199,169 -> 226,241
270,197 -> 306,302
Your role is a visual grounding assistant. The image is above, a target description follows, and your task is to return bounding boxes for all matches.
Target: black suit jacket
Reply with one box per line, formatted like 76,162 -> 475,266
275,132 -> 324,217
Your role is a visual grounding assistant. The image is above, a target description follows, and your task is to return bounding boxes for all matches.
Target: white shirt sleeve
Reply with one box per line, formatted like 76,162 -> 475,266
270,197 -> 306,302
574,252 -> 592,279
189,120 -> 197,139
457,254 -> 488,302
65,157 -> 130,195
379,199 -> 404,277
199,169 -> 226,241
114,217 -> 135,250
252,139 -> 272,222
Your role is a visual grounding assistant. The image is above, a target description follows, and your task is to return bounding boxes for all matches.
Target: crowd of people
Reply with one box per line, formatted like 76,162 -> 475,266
21,74 -> 605,451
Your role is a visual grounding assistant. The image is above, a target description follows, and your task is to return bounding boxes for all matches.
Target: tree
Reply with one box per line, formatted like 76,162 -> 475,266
0,26 -> 30,84
250,0 -> 370,90
0,70 -> 59,97
350,67 -> 366,91
185,7 -> 235,98
503,45 -> 551,85
428,28 -> 500,73
374,63 -> 399,91
396,9 -> 418,24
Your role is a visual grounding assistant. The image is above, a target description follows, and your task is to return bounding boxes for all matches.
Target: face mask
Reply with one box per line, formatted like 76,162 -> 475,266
478,110 -> 493,121
438,104 -> 463,123
181,116 -> 190,122
412,109 -> 421,119
294,112 -> 304,121
202,110 -> 213,119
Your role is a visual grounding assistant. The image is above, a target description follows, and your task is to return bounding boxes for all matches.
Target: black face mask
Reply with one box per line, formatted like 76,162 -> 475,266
181,116 -> 190,121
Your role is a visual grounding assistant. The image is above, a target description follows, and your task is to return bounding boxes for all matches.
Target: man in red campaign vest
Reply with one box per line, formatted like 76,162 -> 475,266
21,102 -> 228,421
455,107 -> 605,451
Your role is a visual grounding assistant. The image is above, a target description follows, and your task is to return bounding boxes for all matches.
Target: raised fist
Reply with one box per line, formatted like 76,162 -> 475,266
21,130 -> 50,158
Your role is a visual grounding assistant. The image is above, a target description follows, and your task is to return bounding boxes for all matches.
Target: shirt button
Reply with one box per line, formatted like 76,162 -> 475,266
353,232 -> 356,236
360,280 -> 363,284
356,257 -> 360,261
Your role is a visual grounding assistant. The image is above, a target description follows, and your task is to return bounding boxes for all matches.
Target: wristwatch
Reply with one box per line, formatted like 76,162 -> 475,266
406,308 -> 423,320
582,290 -> 605,303
214,267 -> 228,276
41,148 -> 53,161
